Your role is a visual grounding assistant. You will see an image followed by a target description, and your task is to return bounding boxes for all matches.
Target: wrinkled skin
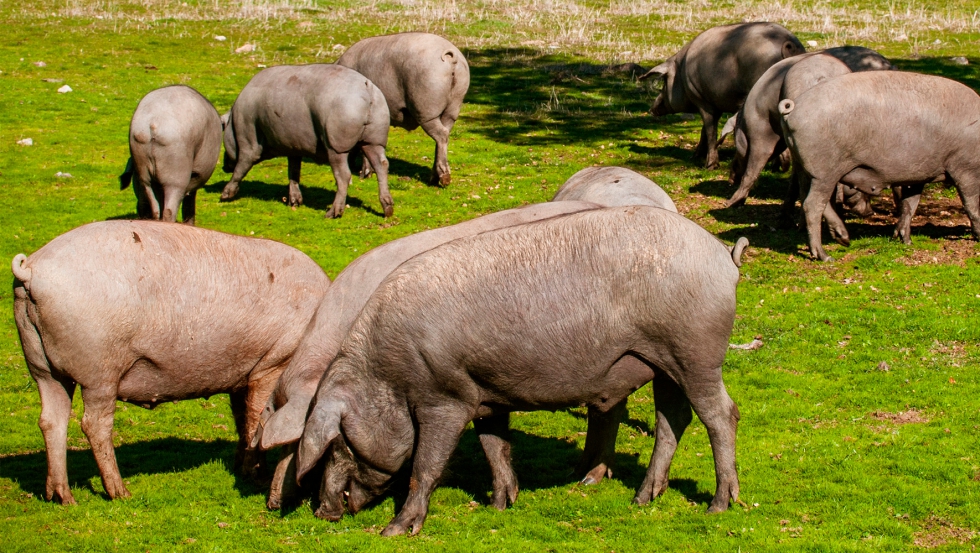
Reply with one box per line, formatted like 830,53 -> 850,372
553,166 -> 678,212
256,201 -> 600,510
220,64 -> 392,219
11,221 -> 330,505
118,85 -> 222,225
779,71 -> 980,261
297,207 -> 744,536
337,32 -> 469,186
640,22 -> 805,169
724,46 -> 894,209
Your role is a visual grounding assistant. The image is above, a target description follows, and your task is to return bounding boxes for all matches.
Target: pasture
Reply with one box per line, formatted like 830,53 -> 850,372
1,0 -> 979,550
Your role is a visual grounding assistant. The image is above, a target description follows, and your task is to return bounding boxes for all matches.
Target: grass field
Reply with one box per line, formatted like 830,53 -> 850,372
1,0 -> 979,550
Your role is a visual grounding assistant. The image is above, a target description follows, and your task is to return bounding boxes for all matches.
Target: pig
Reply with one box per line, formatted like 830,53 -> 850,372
723,46 -> 893,208
118,85 -> 222,225
254,200 -> 602,510
552,166 -> 678,212
296,206 -> 747,536
779,71 -> 980,261
336,33 -> 470,186
220,64 -> 393,219
639,22 -> 805,169
12,220 -> 330,504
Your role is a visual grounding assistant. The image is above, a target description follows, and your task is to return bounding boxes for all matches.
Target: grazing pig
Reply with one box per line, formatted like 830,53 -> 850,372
12,221 -> 330,504
220,64 -> 392,218
639,22 -> 805,169
336,33 -> 470,186
296,206 -> 747,535
779,71 -> 980,261
255,200 -> 601,510
724,46 -> 893,208
118,85 -> 222,225
552,166 -> 677,212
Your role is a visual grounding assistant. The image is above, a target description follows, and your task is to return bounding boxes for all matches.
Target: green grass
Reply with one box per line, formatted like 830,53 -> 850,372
1,1 -> 979,550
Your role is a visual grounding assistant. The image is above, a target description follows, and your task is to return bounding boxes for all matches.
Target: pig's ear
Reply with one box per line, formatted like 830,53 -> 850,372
220,112 -> 230,130
257,401 -> 307,451
296,399 -> 346,481
638,60 -> 671,81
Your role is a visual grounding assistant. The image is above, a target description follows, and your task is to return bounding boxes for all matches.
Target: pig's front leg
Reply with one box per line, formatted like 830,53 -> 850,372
474,414 -> 519,510
381,404 -> 471,536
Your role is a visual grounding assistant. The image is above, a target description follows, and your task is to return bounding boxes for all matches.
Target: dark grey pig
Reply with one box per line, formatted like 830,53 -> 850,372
553,166 -> 677,212
779,71 -> 980,261
337,33 -> 470,186
12,221 -> 330,504
255,200 -> 600,510
297,206 -> 746,536
220,64 -> 392,218
639,22 -> 805,169
118,85 -> 222,225
724,46 -> 893,208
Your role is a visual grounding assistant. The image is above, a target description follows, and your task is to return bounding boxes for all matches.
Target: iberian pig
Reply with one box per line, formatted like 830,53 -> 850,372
118,85 -> 222,225
779,71 -> 980,261
553,166 -> 677,212
256,201 -> 601,510
220,64 -> 392,218
639,22 -> 805,169
336,32 -> 470,186
12,221 -> 330,504
724,46 -> 893,208
297,206 -> 747,535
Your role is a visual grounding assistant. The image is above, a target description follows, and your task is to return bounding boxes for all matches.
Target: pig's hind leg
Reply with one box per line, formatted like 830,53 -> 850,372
686,374 -> 740,514
633,368 -> 692,504
950,169 -> 980,241
420,115 -> 453,186
79,384 -> 131,499
35,372 -> 78,504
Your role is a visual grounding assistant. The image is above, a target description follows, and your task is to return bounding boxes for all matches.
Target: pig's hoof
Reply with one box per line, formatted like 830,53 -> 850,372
439,173 -> 452,186
49,487 -> 77,505
380,522 -> 408,537
108,487 -> 132,500
266,495 -> 281,511
383,205 -> 394,218
706,499 -> 731,514
313,504 -> 343,521
324,207 -> 342,219
724,196 -> 746,209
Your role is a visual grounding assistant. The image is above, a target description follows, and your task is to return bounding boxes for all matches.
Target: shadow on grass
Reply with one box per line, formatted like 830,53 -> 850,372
1,437 -> 267,502
463,48 -> 662,147
202,179 -> 387,218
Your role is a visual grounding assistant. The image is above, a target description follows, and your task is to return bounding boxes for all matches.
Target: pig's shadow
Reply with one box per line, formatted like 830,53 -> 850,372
203,179 -> 386,218
438,424 -> 713,509
0,437 -> 266,502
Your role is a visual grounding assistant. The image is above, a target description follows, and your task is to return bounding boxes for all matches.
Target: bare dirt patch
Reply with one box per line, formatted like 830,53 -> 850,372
869,408 -> 929,425
913,515 -> 976,548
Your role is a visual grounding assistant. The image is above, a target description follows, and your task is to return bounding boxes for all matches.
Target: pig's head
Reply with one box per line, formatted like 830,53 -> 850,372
221,112 -> 238,173
638,54 -> 692,116
296,365 -> 414,520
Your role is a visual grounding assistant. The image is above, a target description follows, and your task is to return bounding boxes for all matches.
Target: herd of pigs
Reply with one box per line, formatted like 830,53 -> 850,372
10,21 -> 980,536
